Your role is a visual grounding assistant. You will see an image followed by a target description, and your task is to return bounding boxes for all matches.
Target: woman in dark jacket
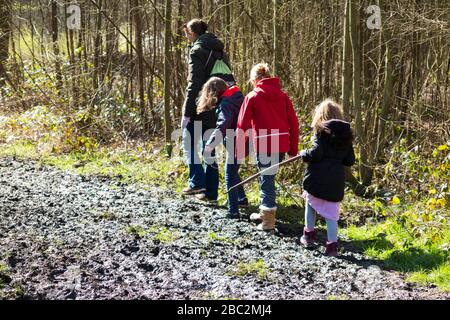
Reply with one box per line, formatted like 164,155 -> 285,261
181,19 -> 234,199
197,77 -> 248,218
299,99 -> 355,256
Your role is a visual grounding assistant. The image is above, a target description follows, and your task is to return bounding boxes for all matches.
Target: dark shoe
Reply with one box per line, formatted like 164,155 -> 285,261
226,212 -> 240,219
195,193 -> 217,203
300,228 -> 317,248
238,198 -> 249,208
325,242 -> 339,257
182,186 -> 206,195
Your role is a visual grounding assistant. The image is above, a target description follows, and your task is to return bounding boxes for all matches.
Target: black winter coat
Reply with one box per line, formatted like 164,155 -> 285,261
182,32 -> 233,129
300,119 -> 356,202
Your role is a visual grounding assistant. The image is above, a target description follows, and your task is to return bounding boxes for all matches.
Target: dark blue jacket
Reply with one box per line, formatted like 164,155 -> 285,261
300,119 -> 356,202
206,86 -> 244,147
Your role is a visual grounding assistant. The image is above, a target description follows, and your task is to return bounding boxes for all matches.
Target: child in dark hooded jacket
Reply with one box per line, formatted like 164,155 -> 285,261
197,77 -> 248,218
299,99 -> 355,256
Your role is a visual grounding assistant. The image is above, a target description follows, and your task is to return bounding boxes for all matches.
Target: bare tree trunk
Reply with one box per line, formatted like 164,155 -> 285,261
164,0 -> 173,156
174,0 -> 185,120
341,0 -> 352,119
0,0 -> 11,88
224,0 -> 231,50
377,0 -> 394,160
133,0 -> 147,132
51,0 -> 62,89
273,0 -> 282,76
105,0 -> 119,86
196,0 -> 203,17
350,0 -> 371,186
93,0 -> 103,91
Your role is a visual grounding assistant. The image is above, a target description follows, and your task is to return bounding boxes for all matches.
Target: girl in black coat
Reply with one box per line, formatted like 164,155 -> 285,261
299,99 -> 355,256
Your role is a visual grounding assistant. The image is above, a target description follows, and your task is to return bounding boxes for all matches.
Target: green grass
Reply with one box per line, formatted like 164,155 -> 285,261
0,139 -> 188,192
228,259 -> 271,280
408,264 -> 450,291
0,140 -> 40,159
125,225 -> 146,239
148,226 -> 179,244
342,218 -> 450,291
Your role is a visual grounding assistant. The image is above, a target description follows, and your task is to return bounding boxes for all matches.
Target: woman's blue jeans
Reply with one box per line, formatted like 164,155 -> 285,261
182,121 -> 219,200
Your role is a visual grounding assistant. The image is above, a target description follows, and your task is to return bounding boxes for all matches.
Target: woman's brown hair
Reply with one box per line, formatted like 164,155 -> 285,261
197,77 -> 228,114
183,19 -> 208,35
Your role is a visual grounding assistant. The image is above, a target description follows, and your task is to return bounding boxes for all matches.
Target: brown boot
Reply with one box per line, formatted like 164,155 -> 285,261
256,206 -> 277,231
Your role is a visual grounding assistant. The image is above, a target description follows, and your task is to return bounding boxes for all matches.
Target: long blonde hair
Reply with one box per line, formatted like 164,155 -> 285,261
197,77 -> 228,114
311,99 -> 345,134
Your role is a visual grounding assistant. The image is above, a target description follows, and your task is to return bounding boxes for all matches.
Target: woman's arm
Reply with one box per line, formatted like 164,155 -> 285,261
182,49 -> 207,119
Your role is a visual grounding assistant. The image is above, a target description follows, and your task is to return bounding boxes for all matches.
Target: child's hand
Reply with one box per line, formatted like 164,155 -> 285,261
204,144 -> 214,154
180,116 -> 190,129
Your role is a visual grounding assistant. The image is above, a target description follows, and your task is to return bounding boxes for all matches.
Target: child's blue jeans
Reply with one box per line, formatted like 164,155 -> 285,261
257,153 -> 284,209
225,160 -> 247,214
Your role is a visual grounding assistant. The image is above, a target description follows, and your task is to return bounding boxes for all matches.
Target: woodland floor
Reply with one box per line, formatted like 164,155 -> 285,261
0,158 -> 448,300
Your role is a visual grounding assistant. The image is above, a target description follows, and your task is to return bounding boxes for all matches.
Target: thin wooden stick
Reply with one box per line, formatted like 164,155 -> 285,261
227,154 -> 303,193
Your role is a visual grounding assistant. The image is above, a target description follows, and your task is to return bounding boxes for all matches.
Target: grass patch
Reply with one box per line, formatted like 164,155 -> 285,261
125,225 -> 146,239
0,138 -> 188,192
208,231 -> 233,244
207,231 -> 237,248
0,139 -> 40,159
342,216 -> 450,291
228,259 -> 271,280
149,226 -> 179,244
407,264 -> 450,291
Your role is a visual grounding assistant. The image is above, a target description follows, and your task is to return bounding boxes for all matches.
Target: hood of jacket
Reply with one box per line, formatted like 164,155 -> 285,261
320,119 -> 353,144
253,77 -> 285,102
192,32 -> 224,51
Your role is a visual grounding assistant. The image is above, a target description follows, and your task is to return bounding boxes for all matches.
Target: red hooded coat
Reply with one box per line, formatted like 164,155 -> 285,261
236,77 -> 299,159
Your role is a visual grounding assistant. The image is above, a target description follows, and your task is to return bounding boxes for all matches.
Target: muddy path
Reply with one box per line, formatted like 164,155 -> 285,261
0,158 -> 447,300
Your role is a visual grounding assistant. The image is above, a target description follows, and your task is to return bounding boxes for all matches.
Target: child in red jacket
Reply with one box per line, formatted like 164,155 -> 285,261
236,63 -> 299,231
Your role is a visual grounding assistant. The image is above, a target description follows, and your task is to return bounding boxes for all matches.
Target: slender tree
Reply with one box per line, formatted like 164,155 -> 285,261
0,0 -> 11,88
377,0 -> 394,160
273,0 -> 282,76
164,0 -> 173,156
341,0 -> 352,118
133,0 -> 147,131
51,0 -> 62,89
